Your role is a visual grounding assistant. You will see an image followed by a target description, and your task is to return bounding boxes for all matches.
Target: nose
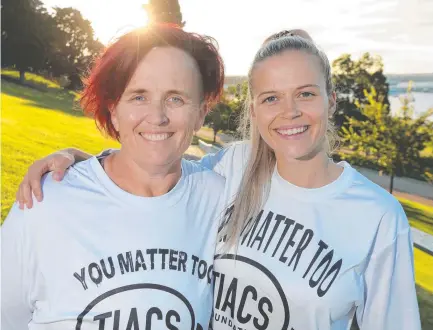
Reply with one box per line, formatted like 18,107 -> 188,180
281,97 -> 300,119
144,101 -> 169,126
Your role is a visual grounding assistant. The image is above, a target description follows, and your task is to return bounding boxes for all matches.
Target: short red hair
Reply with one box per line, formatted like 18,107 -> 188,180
80,25 -> 225,140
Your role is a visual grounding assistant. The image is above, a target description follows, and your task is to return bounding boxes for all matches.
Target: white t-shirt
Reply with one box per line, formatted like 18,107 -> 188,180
199,142 -> 421,330
1,157 -> 225,330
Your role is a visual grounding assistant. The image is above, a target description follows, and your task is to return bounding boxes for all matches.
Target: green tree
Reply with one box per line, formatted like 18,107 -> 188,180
341,83 -> 433,193
1,0 -> 53,82
205,102 -> 232,143
143,0 -> 185,27
226,81 -> 248,135
48,7 -> 104,89
332,53 -> 389,127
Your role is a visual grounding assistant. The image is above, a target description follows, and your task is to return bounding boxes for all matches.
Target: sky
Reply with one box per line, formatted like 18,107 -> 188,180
42,0 -> 433,76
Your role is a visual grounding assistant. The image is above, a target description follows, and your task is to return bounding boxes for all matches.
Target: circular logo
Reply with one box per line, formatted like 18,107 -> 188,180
76,283 -> 204,330
213,254 -> 290,330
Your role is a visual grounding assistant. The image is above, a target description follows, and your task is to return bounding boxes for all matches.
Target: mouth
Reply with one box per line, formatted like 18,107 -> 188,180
139,132 -> 174,142
275,125 -> 309,138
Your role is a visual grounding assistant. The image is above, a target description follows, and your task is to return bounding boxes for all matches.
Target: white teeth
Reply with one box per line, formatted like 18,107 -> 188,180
140,133 -> 172,141
277,126 -> 308,136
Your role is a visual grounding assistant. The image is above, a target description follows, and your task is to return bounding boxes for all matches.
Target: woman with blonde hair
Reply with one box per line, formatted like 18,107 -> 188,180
13,29 -> 421,329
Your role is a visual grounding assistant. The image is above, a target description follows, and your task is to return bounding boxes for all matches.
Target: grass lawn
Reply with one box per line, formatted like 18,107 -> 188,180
398,197 -> 433,236
1,77 -> 433,328
195,128 -> 224,148
1,80 -> 120,220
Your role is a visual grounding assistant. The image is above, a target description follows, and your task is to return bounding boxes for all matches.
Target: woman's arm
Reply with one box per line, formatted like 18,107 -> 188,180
16,141 -> 249,209
1,204 -> 36,329
356,207 -> 421,329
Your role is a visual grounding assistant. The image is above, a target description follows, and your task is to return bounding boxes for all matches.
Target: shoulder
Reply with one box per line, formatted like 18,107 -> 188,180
181,159 -> 226,213
182,158 -> 225,189
223,140 -> 251,160
345,164 -> 409,246
32,158 -> 102,212
205,141 -> 251,175
348,166 -> 401,211
40,157 -> 95,187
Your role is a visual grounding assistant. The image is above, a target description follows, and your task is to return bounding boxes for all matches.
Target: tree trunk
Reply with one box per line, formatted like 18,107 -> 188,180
389,172 -> 395,194
19,70 -> 26,84
213,129 -> 217,143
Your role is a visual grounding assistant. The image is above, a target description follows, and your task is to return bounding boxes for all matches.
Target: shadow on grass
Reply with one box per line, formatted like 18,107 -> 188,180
400,200 -> 433,227
417,285 -> 433,330
1,77 -> 84,118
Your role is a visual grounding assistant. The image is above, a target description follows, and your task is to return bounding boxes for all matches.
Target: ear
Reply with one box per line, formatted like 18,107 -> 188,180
194,102 -> 207,132
328,92 -> 337,117
110,105 -> 120,132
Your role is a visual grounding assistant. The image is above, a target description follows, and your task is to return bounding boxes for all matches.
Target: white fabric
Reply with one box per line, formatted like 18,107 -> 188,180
199,142 -> 421,330
1,157 -> 225,330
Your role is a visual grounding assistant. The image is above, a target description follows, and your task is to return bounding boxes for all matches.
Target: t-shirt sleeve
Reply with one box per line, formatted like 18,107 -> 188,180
1,203 -> 37,329
194,147 -> 231,177
194,142 -> 250,179
356,206 -> 421,330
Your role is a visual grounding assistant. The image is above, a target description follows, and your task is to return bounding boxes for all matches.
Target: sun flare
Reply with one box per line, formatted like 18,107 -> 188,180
90,2 -> 149,45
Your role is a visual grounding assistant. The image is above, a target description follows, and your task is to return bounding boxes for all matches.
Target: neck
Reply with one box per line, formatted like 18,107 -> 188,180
103,151 -> 182,197
275,150 -> 343,188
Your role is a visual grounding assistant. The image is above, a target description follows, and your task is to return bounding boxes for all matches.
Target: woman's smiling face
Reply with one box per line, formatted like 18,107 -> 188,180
111,46 -> 205,168
251,50 -> 335,162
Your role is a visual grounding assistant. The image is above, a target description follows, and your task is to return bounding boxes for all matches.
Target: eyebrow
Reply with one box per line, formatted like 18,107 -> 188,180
124,88 -> 192,99
165,89 -> 193,99
257,84 -> 320,98
297,84 -> 320,89
124,88 -> 148,96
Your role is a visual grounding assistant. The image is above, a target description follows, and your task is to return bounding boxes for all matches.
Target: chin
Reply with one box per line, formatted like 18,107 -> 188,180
275,146 -> 318,162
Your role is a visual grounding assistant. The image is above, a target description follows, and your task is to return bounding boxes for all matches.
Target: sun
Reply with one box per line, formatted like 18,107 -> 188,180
91,2 -> 149,45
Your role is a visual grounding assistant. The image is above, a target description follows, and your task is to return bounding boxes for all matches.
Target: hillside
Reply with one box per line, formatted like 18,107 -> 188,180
1,79 -> 120,219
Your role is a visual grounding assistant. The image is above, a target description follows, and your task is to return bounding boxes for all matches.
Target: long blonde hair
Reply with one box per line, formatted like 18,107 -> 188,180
222,32 -> 338,248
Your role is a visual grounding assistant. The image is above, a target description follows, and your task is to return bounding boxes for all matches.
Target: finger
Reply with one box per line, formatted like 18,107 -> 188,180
16,186 -> 22,203
54,153 -> 75,175
18,199 -> 25,210
27,160 -> 49,198
16,183 -> 26,209
30,178 -> 43,202
52,170 -> 66,181
50,153 -> 73,181
21,183 -> 34,209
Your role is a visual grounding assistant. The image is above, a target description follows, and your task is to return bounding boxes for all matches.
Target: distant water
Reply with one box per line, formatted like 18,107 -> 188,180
388,79 -> 433,120
389,92 -> 433,119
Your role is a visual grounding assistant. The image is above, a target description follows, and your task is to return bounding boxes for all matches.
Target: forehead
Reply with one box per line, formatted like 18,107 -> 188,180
251,50 -> 324,92
127,46 -> 202,94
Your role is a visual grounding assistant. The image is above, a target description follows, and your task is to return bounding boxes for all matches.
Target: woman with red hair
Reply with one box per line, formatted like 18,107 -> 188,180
2,25 -> 225,329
